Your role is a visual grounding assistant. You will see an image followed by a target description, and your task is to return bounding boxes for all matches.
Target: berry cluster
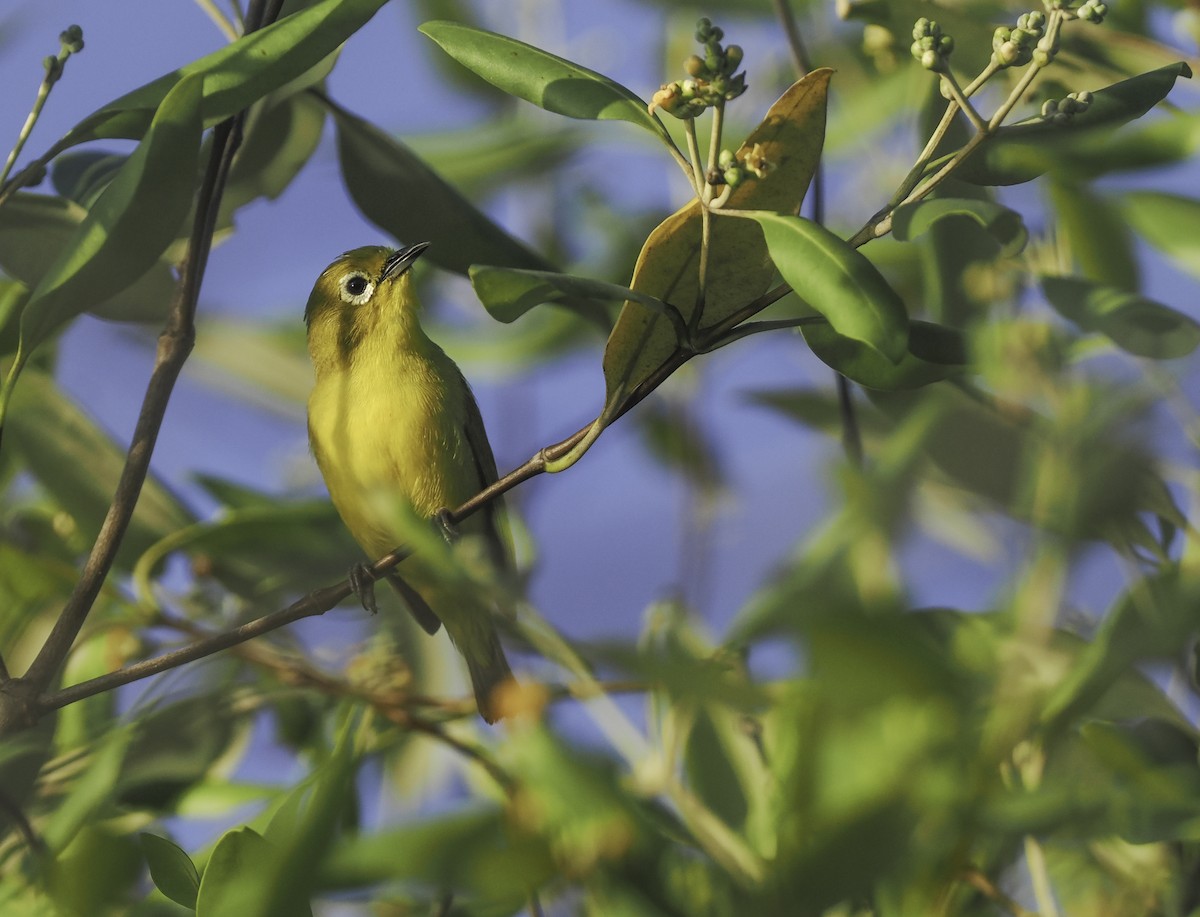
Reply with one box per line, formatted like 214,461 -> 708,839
910,18 -> 955,72
1076,0 -> 1109,23
44,24 -> 84,86
991,11 -> 1047,68
650,18 -> 748,120
1040,90 -> 1094,123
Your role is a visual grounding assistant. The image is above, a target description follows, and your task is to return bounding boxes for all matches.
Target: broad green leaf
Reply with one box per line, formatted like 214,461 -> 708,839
749,213 -> 909,361
141,833 -> 201,909
469,265 -> 663,325
892,198 -> 1027,258
49,825 -> 142,915
5,371 -> 194,568
603,70 -> 831,410
196,827 -> 311,917
419,21 -> 669,141
0,193 -> 176,323
1048,181 -> 1139,291
1,73 -> 203,418
52,0 -> 389,150
1119,190 -> 1200,279
328,97 -> 550,277
942,62 -> 1193,185
1041,275 -> 1200,359
801,319 -> 968,389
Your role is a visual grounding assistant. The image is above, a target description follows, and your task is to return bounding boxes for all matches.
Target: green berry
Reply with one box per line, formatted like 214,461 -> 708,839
723,167 -> 743,188
718,149 -> 736,169
1041,98 -> 1059,116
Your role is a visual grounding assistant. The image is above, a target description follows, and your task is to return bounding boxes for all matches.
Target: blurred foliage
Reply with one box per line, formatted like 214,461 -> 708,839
0,0 -> 1198,914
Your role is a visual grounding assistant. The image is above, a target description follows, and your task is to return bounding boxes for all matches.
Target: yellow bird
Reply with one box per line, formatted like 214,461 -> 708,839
304,242 -> 512,722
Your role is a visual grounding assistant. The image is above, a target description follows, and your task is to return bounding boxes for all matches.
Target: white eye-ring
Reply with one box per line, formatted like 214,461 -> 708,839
339,271 -> 375,305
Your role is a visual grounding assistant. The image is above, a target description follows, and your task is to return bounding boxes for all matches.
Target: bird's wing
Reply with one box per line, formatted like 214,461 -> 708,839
460,382 -> 510,571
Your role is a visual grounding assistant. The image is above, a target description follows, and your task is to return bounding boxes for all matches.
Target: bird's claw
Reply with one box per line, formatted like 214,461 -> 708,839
349,563 -> 379,615
434,508 -> 459,544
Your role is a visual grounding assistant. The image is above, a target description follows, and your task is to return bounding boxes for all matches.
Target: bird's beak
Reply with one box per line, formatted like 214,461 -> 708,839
381,241 -> 431,281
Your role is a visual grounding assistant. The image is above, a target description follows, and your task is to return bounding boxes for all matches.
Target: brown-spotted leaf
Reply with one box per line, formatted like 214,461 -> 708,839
602,69 -> 832,409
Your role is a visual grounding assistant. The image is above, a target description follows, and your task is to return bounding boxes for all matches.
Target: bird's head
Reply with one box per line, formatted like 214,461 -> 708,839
304,242 -> 430,370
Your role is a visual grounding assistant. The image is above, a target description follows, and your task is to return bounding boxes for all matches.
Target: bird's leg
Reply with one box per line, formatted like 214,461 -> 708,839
348,563 -> 379,615
434,508 -> 459,544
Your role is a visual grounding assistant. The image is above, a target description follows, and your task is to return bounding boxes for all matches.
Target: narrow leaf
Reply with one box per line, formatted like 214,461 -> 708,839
801,320 -> 968,389
56,0 -> 389,149
469,265 -> 665,324
940,62 -> 1193,185
749,213 -> 909,361
328,98 -> 550,277
419,21 -> 668,141
1042,275 -> 1200,359
892,198 -> 1027,258
3,72 -> 203,416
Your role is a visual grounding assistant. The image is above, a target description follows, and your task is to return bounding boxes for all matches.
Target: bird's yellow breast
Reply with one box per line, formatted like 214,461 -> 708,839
307,337 -> 477,560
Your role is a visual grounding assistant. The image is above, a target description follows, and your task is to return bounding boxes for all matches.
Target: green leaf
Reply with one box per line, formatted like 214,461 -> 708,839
748,213 -> 909,362
892,198 -> 1027,258
219,90 -> 327,222
51,151 -> 128,208
603,70 -> 831,411
1048,181 -> 1139,291
943,62 -> 1194,185
1,73 -> 203,418
469,265 -> 664,325
419,21 -> 668,141
4,371 -> 194,568
196,827 -> 311,917
1119,190 -> 1200,280
43,726 -> 133,853
0,193 -> 176,324
55,0 -> 389,149
801,319 -> 968,389
1041,275 -> 1200,359
327,97 -> 551,278
141,833 -> 201,909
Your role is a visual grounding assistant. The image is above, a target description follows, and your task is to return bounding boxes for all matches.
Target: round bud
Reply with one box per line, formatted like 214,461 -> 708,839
999,40 -> 1020,64
711,26 -> 724,41
914,16 -> 930,38
927,19 -> 941,35
921,48 -> 941,70
680,79 -> 697,99
685,55 -> 706,77
939,80 -> 953,99
718,148 -> 735,169
695,17 -> 712,39
723,167 -> 743,188
939,35 -> 954,54
1053,111 -> 1071,125
1029,10 -> 1046,27
1041,98 -> 1059,116
724,44 -> 743,71
1037,35 -> 1056,52
911,40 -> 924,59
1017,13 -> 1029,28
1032,48 -> 1051,67
1076,90 -> 1093,106
60,24 -> 84,53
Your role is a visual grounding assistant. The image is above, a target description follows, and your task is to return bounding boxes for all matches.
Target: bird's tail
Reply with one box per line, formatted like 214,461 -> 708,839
464,625 -> 513,724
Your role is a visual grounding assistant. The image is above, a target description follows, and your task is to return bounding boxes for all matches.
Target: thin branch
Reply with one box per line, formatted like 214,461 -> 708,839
193,0 -> 240,41
0,37 -> 79,190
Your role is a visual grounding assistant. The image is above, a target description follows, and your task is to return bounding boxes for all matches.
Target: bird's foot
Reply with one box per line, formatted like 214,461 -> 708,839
434,508 -> 459,544
349,563 -> 379,615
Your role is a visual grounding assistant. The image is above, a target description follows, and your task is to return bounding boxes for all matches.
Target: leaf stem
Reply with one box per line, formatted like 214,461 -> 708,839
0,41 -> 77,192
193,0 -> 240,41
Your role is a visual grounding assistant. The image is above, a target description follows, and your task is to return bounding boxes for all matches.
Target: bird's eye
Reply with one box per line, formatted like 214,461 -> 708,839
339,272 -> 374,305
